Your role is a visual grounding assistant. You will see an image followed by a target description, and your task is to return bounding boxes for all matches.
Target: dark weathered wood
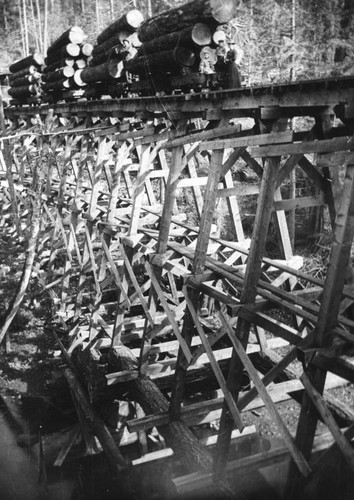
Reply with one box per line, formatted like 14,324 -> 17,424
138,0 -> 237,42
75,59 -> 124,86
126,47 -> 195,76
92,31 -> 131,57
9,52 -> 44,73
45,43 -> 81,66
97,9 -> 144,45
138,23 -> 212,57
42,66 -> 75,83
42,57 -> 74,74
47,26 -> 85,56
8,85 -> 40,98
10,74 -> 41,87
8,66 -> 40,83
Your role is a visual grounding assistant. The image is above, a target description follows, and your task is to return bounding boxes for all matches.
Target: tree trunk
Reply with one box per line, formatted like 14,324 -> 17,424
47,26 -> 84,56
43,57 -> 74,74
42,79 -> 71,91
8,85 -> 40,98
74,60 -> 123,86
10,74 -> 41,87
45,43 -> 80,65
138,0 -> 237,42
9,66 -> 40,83
97,9 -> 144,45
92,31 -> 131,58
126,47 -> 195,76
138,23 -> 212,56
42,66 -> 75,82
9,53 -> 44,73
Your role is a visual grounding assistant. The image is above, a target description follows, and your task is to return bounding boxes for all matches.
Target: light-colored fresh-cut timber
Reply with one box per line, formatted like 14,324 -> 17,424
80,43 -> 93,57
9,52 -> 44,73
97,9 -> 144,45
8,66 -> 39,82
125,47 -> 195,76
138,0 -> 238,42
74,59 -> 86,69
74,60 -> 124,86
47,26 -> 85,55
138,23 -> 212,57
199,130 -> 294,151
250,136 -> 354,157
92,31 -> 131,57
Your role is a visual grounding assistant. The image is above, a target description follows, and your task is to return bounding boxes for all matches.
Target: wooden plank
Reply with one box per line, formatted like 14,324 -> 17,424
219,311 -> 311,477
272,194 -> 325,211
301,371 -> 354,472
199,130 -> 293,151
161,123 -> 242,149
250,135 -> 354,158
184,288 -> 244,431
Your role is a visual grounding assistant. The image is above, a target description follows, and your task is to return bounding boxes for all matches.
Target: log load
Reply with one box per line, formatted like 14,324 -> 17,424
89,42 -> 130,68
92,31 -> 131,58
9,52 -> 44,73
137,0 -> 238,42
9,74 -> 41,87
42,79 -> 71,92
138,23 -> 212,56
126,47 -> 196,76
74,60 -> 123,86
96,9 -> 144,45
43,58 -> 75,74
46,26 -> 85,56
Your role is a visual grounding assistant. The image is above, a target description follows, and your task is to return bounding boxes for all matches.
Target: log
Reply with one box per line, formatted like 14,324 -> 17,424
92,31 -> 131,57
45,43 -> 81,66
63,367 -> 129,474
8,66 -> 39,83
125,47 -> 195,76
74,59 -> 123,86
74,59 -> 87,69
42,66 -> 75,83
8,85 -> 39,98
137,0 -> 238,42
10,74 -> 41,87
97,9 -> 144,45
138,23 -> 212,56
80,43 -> 93,57
105,345 -> 233,496
47,26 -> 85,56
42,57 -> 74,74
89,46 -> 129,68
9,52 -> 44,73
42,79 -> 71,92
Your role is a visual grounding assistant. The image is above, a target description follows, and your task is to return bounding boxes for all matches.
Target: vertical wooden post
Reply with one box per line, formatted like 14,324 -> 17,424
213,118 -> 288,477
285,163 -> 354,498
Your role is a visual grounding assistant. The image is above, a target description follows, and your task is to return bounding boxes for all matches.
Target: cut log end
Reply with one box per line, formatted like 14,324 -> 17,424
210,0 -> 238,23
191,23 -> 212,46
126,9 -> 145,29
175,47 -> 196,67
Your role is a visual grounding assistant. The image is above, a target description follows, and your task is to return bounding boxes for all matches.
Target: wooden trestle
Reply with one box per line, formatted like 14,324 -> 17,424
1,76 -> 354,498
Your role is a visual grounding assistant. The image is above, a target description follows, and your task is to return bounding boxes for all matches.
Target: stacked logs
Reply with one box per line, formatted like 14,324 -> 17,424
8,53 -> 44,104
73,9 -> 144,98
42,26 -> 93,101
125,0 -> 238,82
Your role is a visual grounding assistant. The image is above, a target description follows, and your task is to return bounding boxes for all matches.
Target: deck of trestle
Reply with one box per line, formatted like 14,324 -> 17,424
1,75 -> 354,499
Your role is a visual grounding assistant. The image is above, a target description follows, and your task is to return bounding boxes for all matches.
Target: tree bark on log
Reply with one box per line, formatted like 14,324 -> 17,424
42,66 -> 75,83
138,0 -> 238,42
43,58 -> 74,74
74,60 -> 123,86
45,43 -> 81,66
126,47 -> 195,76
9,52 -> 44,73
10,74 -> 41,87
43,79 -> 71,92
97,9 -> 144,45
47,26 -> 85,56
9,66 -> 40,83
138,23 -> 212,57
8,85 -> 39,98
92,31 -> 131,57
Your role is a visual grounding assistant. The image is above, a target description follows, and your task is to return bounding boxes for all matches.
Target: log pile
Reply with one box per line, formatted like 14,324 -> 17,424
43,26 -> 93,101
76,9 -> 144,99
8,53 -> 44,104
126,0 -> 238,85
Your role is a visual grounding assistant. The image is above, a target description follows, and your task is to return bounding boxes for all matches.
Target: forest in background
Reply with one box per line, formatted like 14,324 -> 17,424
0,0 -> 354,85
